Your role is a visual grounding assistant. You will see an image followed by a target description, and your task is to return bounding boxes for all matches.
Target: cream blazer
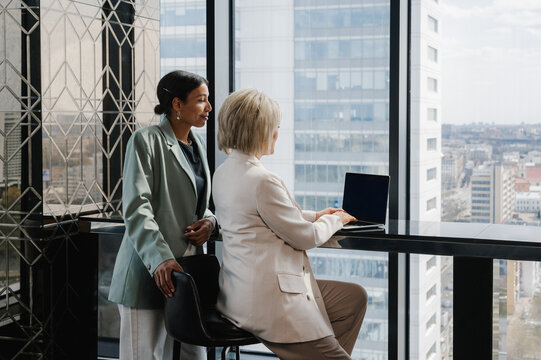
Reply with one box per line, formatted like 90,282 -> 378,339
213,150 -> 344,343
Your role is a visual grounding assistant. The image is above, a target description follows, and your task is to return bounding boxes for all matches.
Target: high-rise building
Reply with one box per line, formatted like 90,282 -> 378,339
410,0 -> 442,223
442,152 -> 464,191
235,1 -> 391,358
409,1 -> 444,359
293,2 -> 391,208
0,112 -> 21,185
160,0 -> 206,77
471,164 -> 514,224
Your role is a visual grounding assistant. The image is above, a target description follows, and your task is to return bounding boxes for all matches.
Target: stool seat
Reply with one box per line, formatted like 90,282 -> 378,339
203,310 -> 257,345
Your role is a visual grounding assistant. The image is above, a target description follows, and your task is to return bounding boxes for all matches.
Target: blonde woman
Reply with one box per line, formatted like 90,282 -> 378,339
213,89 -> 368,360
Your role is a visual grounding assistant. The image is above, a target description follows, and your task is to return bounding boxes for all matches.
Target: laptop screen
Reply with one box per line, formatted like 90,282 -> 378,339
341,172 -> 390,225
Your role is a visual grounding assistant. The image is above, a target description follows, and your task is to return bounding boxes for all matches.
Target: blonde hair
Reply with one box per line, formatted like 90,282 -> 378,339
217,88 -> 281,156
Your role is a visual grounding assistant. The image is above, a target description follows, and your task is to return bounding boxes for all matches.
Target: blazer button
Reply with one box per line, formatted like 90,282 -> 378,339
306,294 -> 311,301
147,265 -> 151,270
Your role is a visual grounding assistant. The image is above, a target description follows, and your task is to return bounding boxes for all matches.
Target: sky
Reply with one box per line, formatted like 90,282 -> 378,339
441,0 -> 541,125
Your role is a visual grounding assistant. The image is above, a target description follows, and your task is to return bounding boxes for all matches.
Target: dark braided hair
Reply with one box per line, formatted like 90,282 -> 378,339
154,70 -> 209,115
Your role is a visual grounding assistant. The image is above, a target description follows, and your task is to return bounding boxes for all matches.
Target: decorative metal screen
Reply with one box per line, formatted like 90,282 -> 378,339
0,0 -> 159,357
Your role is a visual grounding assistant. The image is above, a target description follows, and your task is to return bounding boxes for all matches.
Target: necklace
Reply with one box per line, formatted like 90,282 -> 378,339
178,138 -> 192,146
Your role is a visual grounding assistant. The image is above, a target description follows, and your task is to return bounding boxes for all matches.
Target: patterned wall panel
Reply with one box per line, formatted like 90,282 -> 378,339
41,0 -> 105,218
0,0 -> 44,357
41,0 -> 159,218
0,0 -> 159,358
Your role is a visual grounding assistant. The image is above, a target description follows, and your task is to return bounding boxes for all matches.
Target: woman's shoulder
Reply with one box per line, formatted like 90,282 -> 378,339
129,125 -> 165,147
259,170 -> 283,188
246,165 -> 283,191
132,124 -> 163,138
216,156 -> 276,181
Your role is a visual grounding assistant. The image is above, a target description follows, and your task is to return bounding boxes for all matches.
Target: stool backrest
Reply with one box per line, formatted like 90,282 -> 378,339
178,254 -> 220,310
164,254 -> 221,345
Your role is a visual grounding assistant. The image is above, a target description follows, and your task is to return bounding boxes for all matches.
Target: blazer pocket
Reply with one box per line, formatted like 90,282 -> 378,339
277,273 -> 306,294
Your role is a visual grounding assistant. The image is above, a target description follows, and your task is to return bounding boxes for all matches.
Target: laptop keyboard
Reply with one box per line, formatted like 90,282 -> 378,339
349,220 -> 378,226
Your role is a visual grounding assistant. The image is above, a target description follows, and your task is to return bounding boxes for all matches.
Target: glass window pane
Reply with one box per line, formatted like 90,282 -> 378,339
495,260 -> 541,358
160,1 -> 206,78
411,255 -> 453,360
411,1 -> 541,358
427,167 -> 437,181
427,77 -> 438,92
427,197 -> 437,211
234,1 -> 390,358
427,138 -> 438,151
427,45 -> 438,62
428,15 -> 438,33
160,0 -> 207,136
427,108 -> 437,122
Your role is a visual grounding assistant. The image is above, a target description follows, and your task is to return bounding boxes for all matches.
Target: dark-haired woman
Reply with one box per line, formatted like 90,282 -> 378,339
109,70 -> 217,360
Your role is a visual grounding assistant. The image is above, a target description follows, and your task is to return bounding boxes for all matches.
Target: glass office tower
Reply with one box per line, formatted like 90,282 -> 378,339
234,1 -> 390,359
235,1 -> 447,359
160,0 -> 206,77
293,3 -> 390,209
294,3 -> 390,359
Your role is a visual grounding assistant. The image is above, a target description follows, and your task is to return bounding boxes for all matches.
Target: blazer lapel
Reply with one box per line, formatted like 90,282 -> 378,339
192,132 -> 212,203
157,115 -> 197,195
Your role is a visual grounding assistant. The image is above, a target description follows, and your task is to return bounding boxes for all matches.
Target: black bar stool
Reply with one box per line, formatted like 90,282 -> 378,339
165,254 -> 259,360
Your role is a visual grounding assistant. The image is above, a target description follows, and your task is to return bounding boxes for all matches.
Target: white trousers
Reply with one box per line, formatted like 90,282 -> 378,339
118,304 -> 206,360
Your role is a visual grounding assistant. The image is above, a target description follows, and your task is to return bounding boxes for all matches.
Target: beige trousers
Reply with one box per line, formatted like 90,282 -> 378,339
260,280 -> 368,360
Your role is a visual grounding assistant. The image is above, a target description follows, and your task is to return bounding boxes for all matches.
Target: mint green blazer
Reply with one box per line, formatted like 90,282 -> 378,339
108,115 -> 215,309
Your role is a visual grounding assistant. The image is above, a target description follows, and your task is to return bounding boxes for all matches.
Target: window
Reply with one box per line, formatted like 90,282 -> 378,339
427,167 -> 437,181
159,0 -> 207,77
426,342 -> 437,359
428,15 -> 438,33
160,5 -> 205,26
360,321 -> 388,342
427,108 -> 437,121
427,45 -> 438,62
426,284 -> 437,301
472,206 -> 490,210
426,256 -> 437,271
427,197 -> 437,211
411,1 -> 541,359
472,180 -> 490,185
427,138 -> 437,151
472,199 -> 490,204
426,313 -> 437,331
294,6 -> 390,29
161,38 -> 206,58
234,3 -> 391,359
472,187 -> 490,191
427,77 -> 438,92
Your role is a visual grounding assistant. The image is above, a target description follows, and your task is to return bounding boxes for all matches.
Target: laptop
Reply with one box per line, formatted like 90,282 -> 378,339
340,172 -> 390,231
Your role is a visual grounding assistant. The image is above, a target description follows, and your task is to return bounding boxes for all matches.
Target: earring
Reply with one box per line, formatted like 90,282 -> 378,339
176,112 -> 180,121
